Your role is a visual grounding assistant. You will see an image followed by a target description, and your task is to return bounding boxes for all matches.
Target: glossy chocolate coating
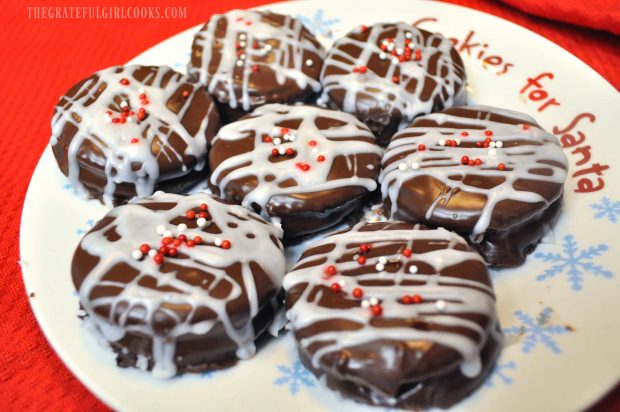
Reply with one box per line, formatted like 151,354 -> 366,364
381,105 -> 568,266
189,10 -> 324,123
52,65 -> 220,206
285,221 -> 501,409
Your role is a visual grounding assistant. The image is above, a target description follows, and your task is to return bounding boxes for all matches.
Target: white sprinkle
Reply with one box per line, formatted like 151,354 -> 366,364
361,300 -> 370,308
120,101 -> 128,108
455,138 -> 461,145
104,117 -> 112,124
148,249 -> 158,258
163,230 -> 173,238
436,300 -> 447,311
488,149 -> 497,156
236,60 -> 244,67
214,237 -> 223,246
138,88 -> 145,94
283,133 -> 290,141
392,57 -> 400,65
369,297 -> 379,306
265,44 -> 272,51
177,223 -> 187,232
387,43 -> 395,51
197,218 -> 207,228
239,41 -> 247,48
338,280 -> 346,287
410,162 -> 420,170
131,250 -> 143,260
289,135 -> 296,142
379,257 -> 387,264
239,33 -> 247,40
496,141 -> 504,148
375,263 -> 385,271
379,52 -> 387,60
305,59 -> 313,67
126,117 -> 132,123
239,53 -> 246,60
398,162 -> 408,171
278,147 -> 286,155
396,47 -> 403,55
408,265 -> 418,274
489,141 -> 496,148
405,32 -> 413,39
273,138 -> 282,145
156,225 -> 166,234
439,139 -> 446,146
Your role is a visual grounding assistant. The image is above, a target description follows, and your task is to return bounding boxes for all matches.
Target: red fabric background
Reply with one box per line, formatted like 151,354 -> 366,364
1,1 -> 618,410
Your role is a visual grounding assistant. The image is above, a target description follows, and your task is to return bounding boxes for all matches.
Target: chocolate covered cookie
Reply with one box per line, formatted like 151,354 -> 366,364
380,105 -> 568,266
52,65 -> 219,207
209,104 -> 382,239
189,9 -> 324,122
284,221 -> 501,409
320,22 -> 467,144
72,192 -> 286,377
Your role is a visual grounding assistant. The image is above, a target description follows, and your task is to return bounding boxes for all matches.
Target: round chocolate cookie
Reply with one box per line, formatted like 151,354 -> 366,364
51,65 -> 220,207
320,22 -> 467,145
380,105 -> 568,267
189,9 -> 324,122
72,192 -> 286,377
284,221 -> 501,410
209,104 -> 383,240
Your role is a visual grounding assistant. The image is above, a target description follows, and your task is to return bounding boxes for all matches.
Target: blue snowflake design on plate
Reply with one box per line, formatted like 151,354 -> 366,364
273,360 -> 316,395
591,196 -> 620,224
76,219 -> 95,235
296,9 -> 340,39
534,235 -> 613,291
503,307 -> 570,354
484,361 -> 516,387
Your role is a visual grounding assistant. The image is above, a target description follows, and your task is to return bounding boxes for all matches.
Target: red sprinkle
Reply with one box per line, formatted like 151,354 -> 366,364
271,148 -> 279,156
186,240 -> 196,247
119,78 -> 129,85
130,138 -> 140,144
360,25 -> 368,32
360,244 -> 371,253
474,158 -> 483,166
418,144 -> 426,151
352,288 -> 364,299
370,305 -> 383,317
263,136 -> 273,143
498,163 -> 506,171
200,203 -> 208,211
331,282 -> 342,293
186,210 -> 196,219
357,256 -> 367,265
317,155 -> 325,162
308,140 -> 317,147
286,148 -> 295,156
162,237 -> 173,245
193,236 -> 203,245
468,159 -> 475,166
461,155 -> 470,165
168,247 -> 178,257
182,90 -> 190,97
412,294 -> 422,304
402,248 -> 412,258
140,244 -> 150,254
173,239 -> 182,247
178,234 -> 187,242
251,64 -> 259,73
461,131 -> 469,137
280,127 -> 290,134
325,265 -> 337,276
199,211 -> 208,219
402,295 -> 412,305
159,246 -> 168,254
523,124 -> 530,130
153,254 -> 164,265
221,240 -> 232,249
485,130 -> 493,137
392,75 -> 400,84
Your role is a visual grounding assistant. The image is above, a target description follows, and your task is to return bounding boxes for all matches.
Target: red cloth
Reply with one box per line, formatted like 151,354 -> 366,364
0,1 -> 617,410
499,0 -> 620,35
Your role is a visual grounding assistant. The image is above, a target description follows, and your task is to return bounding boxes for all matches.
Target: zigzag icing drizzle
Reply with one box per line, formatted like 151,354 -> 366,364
380,105 -> 568,235
284,222 -> 497,381
320,22 -> 466,129
189,9 -> 323,111
51,65 -> 214,206
210,104 -> 382,219
76,192 -> 286,378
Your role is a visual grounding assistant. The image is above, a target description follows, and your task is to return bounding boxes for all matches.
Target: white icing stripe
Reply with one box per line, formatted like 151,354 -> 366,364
210,104 -> 382,220
380,105 -> 568,235
51,65 -> 214,207
190,10 -> 323,111
77,192 -> 286,378
320,23 -> 466,130
284,222 -> 497,379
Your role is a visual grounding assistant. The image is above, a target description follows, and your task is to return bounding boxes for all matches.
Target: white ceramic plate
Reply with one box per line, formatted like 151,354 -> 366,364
20,0 -> 620,410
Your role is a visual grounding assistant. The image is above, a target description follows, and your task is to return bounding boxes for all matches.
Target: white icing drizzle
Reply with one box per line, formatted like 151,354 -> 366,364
51,65 -> 215,207
320,22 -> 466,130
380,105 -> 568,235
190,9 -> 323,111
284,222 -> 497,382
76,192 -> 286,378
210,104 -> 382,219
